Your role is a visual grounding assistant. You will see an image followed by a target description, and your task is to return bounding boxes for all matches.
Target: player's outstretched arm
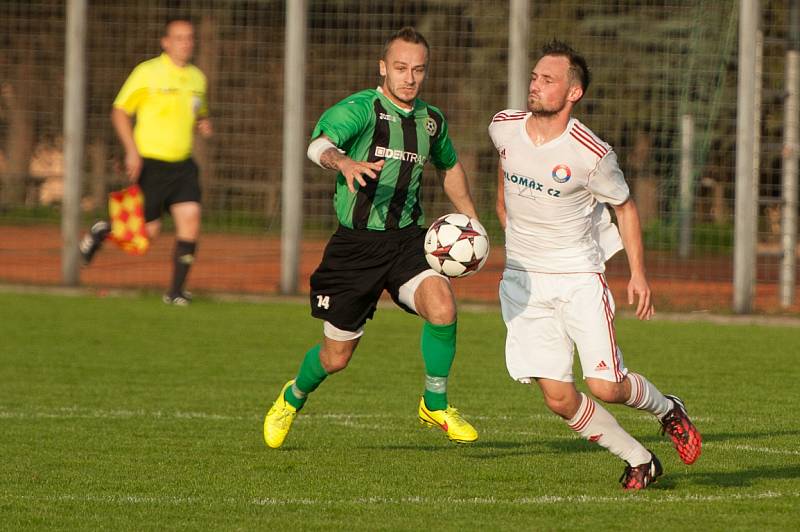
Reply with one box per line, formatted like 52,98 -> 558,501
441,162 -> 478,219
613,198 -> 654,321
496,161 -> 506,230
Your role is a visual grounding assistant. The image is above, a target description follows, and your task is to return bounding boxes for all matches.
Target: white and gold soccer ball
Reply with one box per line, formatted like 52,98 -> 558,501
424,213 -> 490,278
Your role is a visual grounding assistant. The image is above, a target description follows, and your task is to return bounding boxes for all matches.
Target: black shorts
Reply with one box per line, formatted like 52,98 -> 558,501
310,224 -> 431,331
137,158 -> 201,222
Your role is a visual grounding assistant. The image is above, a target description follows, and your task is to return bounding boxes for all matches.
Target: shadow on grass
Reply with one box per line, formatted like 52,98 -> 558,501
356,440 -> 532,453
673,464 -> 800,488
689,429 -> 800,442
358,438 -> 607,461
630,428 -> 800,448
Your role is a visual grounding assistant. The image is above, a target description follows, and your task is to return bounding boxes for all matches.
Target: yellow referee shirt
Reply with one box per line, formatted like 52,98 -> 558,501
113,53 -> 208,162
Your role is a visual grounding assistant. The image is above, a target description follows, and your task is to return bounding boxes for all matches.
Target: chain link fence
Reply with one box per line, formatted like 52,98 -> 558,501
0,0 -> 797,312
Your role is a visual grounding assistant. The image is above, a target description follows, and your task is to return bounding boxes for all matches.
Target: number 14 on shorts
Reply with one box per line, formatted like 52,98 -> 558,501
316,295 -> 330,309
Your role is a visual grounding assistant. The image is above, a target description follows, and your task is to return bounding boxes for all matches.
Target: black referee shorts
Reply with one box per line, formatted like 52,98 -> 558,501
309,224 -> 431,332
137,158 -> 202,222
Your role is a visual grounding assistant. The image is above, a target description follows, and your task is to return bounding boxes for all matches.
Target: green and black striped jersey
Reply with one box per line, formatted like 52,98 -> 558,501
311,88 -> 457,231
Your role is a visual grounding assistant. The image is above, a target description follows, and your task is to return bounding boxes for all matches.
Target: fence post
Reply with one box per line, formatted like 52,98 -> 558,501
780,0 -> 800,308
508,0 -> 529,109
733,0 -> 760,314
678,114 -> 694,259
62,0 -> 87,287
281,0 -> 307,295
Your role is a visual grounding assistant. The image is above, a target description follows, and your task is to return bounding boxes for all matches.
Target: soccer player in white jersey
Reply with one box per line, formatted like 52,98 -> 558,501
489,40 -> 701,490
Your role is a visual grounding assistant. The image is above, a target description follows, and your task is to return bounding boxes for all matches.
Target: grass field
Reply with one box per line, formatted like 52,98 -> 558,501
1,291 -> 799,530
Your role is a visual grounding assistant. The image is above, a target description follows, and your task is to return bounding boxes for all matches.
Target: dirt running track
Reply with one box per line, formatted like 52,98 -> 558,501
1,225 -> 798,315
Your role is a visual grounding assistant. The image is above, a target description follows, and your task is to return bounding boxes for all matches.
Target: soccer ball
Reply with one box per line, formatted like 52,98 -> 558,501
424,213 -> 490,278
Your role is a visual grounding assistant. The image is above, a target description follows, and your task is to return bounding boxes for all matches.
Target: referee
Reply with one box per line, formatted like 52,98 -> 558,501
80,16 -> 212,306
264,27 -> 481,448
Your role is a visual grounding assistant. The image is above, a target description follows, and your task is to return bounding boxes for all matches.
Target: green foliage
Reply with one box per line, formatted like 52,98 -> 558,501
1,292 -> 799,529
0,205 -> 62,225
693,221 -> 735,251
643,219 -> 734,253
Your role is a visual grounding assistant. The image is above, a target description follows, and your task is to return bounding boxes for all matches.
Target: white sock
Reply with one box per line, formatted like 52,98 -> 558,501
625,372 -> 672,419
567,392 -> 651,466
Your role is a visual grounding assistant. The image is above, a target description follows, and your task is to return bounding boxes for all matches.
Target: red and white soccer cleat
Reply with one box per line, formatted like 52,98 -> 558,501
660,395 -> 702,465
619,451 -> 663,490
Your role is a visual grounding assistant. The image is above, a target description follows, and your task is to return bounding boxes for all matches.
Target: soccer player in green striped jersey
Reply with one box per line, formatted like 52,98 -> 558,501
264,27 -> 481,448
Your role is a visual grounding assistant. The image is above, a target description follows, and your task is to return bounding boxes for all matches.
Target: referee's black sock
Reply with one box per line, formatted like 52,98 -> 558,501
170,239 -> 196,296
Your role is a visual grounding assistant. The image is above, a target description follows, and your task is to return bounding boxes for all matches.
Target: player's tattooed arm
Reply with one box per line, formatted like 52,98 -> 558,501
308,134 -> 383,192
319,147 -> 348,171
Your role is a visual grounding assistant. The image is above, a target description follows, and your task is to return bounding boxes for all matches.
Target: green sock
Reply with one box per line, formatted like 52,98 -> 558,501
284,344 -> 328,410
420,321 -> 457,411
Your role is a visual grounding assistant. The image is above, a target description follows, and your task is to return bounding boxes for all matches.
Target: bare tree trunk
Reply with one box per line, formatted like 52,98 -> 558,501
88,137 -> 108,211
710,180 -> 728,224
193,14 -> 218,207
629,131 -> 657,225
1,57 -> 35,207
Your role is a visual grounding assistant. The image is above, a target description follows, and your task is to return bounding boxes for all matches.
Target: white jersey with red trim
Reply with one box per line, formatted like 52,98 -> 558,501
488,110 -> 630,273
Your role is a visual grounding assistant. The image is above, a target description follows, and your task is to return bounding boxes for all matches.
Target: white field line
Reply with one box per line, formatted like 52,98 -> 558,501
703,443 -> 800,457
3,491 -> 798,508
2,406 -> 797,457
0,407 -> 247,421
0,406 -> 714,424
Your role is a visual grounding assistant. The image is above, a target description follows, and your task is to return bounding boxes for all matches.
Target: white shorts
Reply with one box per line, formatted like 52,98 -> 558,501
499,269 -> 627,384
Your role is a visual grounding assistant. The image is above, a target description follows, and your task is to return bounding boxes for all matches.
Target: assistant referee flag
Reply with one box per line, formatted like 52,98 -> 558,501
108,185 -> 149,255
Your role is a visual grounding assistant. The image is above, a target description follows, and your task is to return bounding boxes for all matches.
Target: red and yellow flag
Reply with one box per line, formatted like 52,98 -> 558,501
108,184 -> 149,255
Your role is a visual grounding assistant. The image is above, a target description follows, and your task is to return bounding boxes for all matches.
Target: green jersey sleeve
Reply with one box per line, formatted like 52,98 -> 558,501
428,108 -> 458,170
310,94 -> 373,150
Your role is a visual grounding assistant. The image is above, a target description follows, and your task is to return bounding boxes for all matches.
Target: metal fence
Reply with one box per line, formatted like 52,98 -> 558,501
0,0 -> 798,313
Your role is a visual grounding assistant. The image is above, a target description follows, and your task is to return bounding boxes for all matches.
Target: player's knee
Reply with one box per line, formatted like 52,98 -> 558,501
146,221 -> 161,239
542,395 -> 575,419
322,354 -> 351,373
320,346 -> 355,374
587,379 -> 627,404
425,302 -> 456,325
537,382 -> 582,418
421,292 -> 456,324
415,277 -> 456,324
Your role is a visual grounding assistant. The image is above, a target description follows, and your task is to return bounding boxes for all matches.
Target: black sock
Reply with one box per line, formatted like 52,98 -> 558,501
170,240 -> 196,296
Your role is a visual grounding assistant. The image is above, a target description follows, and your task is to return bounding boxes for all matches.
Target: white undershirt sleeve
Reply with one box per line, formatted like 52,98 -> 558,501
307,136 -> 343,168
587,151 -> 630,205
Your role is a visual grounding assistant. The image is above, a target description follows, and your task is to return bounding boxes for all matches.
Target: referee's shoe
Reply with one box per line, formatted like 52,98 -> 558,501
79,221 -> 110,265
162,291 -> 192,306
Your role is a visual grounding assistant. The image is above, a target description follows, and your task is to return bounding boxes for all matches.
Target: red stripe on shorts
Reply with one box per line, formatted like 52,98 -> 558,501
597,274 -> 623,381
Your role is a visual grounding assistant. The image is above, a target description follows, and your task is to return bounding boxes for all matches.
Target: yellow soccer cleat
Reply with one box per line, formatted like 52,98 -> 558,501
418,397 -> 478,443
263,380 -> 298,449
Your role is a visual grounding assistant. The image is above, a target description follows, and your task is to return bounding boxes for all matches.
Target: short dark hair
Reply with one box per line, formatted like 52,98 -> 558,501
164,16 -> 193,35
539,39 -> 590,93
382,27 -> 430,60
